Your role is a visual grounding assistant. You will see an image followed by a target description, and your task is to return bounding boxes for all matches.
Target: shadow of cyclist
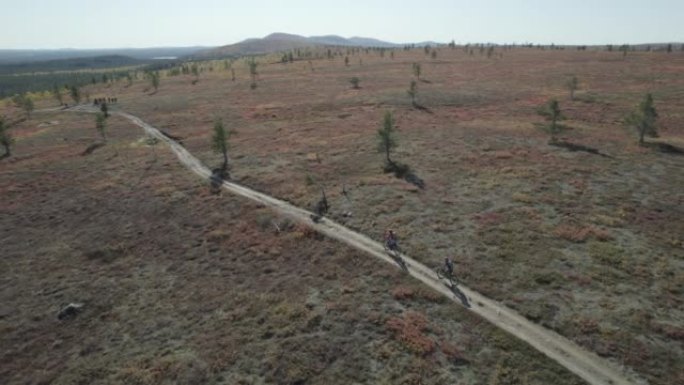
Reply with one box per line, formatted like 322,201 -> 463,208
447,283 -> 470,308
390,251 -> 409,272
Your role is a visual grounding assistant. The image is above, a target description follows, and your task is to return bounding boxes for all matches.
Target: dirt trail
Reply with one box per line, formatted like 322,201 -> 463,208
58,107 -> 644,385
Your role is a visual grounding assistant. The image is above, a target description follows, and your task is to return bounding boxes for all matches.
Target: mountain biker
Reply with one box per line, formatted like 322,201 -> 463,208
444,257 -> 454,277
312,188 -> 329,221
385,229 -> 398,250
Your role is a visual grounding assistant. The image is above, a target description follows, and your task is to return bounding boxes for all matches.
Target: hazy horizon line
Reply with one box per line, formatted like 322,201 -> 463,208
3,39 -> 683,51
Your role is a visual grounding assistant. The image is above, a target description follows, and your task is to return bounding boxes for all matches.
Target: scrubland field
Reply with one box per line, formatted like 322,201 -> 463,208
2,46 -> 683,384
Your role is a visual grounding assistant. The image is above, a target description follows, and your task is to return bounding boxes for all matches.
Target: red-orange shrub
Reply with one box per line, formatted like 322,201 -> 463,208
385,311 -> 435,356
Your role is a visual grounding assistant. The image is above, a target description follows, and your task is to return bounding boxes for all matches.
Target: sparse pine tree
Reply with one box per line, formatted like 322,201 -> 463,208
537,99 -> 564,140
412,63 -> 421,79
212,118 -> 230,171
168,67 -> 181,77
150,71 -> 160,92
100,102 -> 109,117
0,116 -> 14,157
345,56 -> 349,66
626,93 -> 658,145
231,68 -> 236,81
349,77 -> 360,89
11,94 -> 24,108
407,80 -> 418,106
377,111 -> 397,165
22,96 -> 34,119
619,44 -> 629,58
69,85 -> 81,104
95,113 -> 107,142
566,76 -> 579,100
431,50 -> 438,59
52,84 -> 63,105
248,58 -> 258,89
667,43 -> 673,53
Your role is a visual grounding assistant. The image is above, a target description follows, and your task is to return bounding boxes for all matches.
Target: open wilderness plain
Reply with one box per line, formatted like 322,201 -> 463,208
1,46 -> 683,384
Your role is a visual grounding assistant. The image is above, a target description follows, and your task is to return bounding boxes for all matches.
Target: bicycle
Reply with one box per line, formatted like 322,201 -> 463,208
383,239 -> 408,271
435,265 -> 457,286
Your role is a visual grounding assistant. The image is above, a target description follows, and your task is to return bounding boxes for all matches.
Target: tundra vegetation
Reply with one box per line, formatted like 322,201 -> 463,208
0,116 -> 13,157
1,43 -> 683,385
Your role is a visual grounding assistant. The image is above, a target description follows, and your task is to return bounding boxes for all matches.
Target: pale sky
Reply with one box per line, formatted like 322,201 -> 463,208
2,0 -> 683,49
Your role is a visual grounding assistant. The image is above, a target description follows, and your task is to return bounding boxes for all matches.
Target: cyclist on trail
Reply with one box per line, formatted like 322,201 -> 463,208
444,257 -> 454,277
385,229 -> 398,251
311,188 -> 329,222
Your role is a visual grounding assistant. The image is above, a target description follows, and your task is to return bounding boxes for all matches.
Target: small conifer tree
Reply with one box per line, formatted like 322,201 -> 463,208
407,80 -> 418,106
212,118 -> 230,171
95,113 -> 107,142
537,99 -> 564,140
377,111 -> 397,165
0,116 -> 14,157
626,93 -> 658,145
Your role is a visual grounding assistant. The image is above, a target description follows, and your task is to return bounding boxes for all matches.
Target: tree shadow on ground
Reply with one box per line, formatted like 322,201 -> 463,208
549,139 -> 611,157
210,167 -> 229,194
412,103 -> 433,114
160,130 -> 184,145
384,161 -> 425,189
643,141 -> 684,155
80,142 -> 105,156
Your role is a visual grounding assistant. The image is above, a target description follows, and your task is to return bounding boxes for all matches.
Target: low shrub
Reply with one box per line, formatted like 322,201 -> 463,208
554,224 -> 612,243
385,311 -> 435,356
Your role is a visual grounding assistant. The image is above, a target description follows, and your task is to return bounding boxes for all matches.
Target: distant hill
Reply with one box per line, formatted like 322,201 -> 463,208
194,33 -> 404,58
0,55 -> 146,75
0,47 -> 211,64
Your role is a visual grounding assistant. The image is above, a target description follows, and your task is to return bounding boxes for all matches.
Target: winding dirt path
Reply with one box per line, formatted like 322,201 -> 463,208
61,107 -> 643,385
